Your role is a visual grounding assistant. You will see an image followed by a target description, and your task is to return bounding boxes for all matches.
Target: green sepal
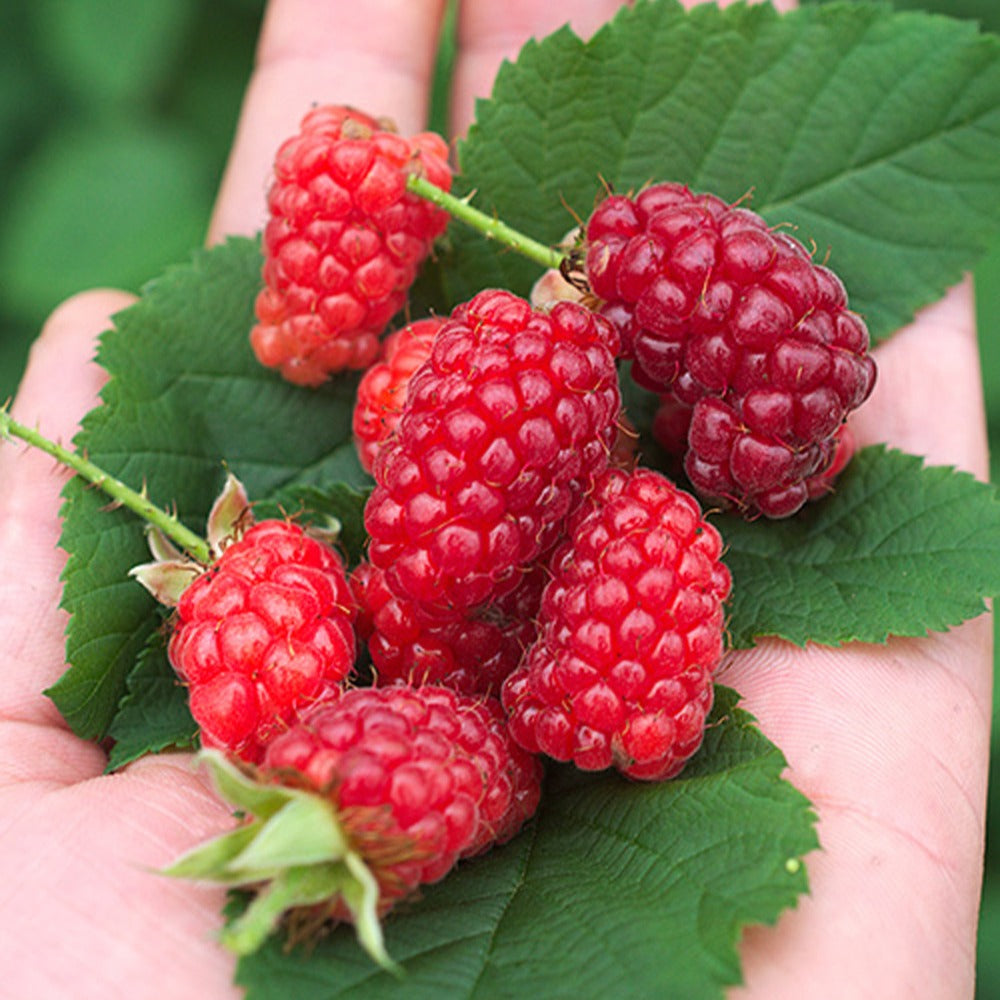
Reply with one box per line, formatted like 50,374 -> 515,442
227,795 -> 348,874
222,858 -> 399,974
162,750 -> 398,971
144,523 -> 184,563
200,749 -> 301,822
129,557 -> 201,608
130,474 -> 254,608
220,864 -> 348,956
205,472 -> 252,553
340,851 -> 402,977
163,820 -> 268,883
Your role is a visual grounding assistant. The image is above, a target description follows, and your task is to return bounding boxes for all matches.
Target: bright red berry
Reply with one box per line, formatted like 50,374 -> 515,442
585,182 -> 876,517
166,520 -> 357,762
250,105 -> 453,386
351,559 -> 541,697
363,288 -> 622,619
165,685 -> 543,965
352,316 -> 443,473
264,686 -> 542,891
502,465 -> 731,781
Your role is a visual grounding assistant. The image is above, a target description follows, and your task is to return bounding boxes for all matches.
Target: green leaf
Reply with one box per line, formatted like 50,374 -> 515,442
975,232 -> 1000,428
232,688 -> 816,1000
52,237 -> 368,741
436,0 -> 1000,343
722,446 -> 1000,648
50,482 -> 163,743
105,631 -> 196,771
802,0 -> 1000,36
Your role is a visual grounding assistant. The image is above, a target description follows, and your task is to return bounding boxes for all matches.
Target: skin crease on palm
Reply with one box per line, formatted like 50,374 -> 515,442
0,0 -> 990,997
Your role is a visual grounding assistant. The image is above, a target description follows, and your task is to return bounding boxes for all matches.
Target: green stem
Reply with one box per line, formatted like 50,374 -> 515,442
0,405 -> 212,564
406,173 -> 565,272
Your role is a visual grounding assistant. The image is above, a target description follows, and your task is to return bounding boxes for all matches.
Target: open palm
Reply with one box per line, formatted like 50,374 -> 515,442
0,2 -> 989,998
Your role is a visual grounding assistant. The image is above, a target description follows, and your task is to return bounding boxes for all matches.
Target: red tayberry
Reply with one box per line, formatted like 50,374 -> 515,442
352,316 -> 443,472
363,288 -> 622,619
585,182 -> 876,517
502,465 -> 731,781
264,685 -> 542,894
250,105 -> 453,386
351,559 -> 540,697
167,520 -> 357,762
166,684 -> 543,966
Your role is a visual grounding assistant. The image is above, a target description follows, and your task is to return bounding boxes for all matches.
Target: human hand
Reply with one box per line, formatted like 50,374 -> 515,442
0,1 -> 988,998
725,280 -> 991,999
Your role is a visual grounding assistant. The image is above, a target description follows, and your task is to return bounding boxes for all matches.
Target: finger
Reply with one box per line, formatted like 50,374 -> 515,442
0,289 -> 134,731
0,761 -> 241,999
208,0 -> 448,243
851,278 -> 987,479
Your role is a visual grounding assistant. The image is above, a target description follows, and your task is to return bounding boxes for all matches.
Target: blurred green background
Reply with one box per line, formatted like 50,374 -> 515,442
0,0 -> 998,993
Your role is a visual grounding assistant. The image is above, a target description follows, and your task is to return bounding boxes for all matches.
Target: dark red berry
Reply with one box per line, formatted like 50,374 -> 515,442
585,182 -> 876,517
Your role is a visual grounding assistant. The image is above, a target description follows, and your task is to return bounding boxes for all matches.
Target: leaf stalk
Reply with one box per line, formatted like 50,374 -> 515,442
406,174 -> 565,272
0,405 -> 212,564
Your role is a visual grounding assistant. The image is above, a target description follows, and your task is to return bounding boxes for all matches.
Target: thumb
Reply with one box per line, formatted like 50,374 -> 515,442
0,289 -> 134,725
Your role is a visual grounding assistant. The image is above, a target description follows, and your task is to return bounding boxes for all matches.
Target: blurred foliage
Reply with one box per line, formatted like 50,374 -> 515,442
0,0 -> 265,401
0,0 -> 998,994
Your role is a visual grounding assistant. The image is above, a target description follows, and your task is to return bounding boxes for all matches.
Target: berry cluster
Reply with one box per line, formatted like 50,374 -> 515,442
155,270 -> 731,959
350,286 -> 730,787
97,102 -> 879,969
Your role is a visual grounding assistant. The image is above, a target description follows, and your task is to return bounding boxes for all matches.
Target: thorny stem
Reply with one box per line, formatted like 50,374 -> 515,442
0,404 -> 212,564
406,174 -> 565,272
